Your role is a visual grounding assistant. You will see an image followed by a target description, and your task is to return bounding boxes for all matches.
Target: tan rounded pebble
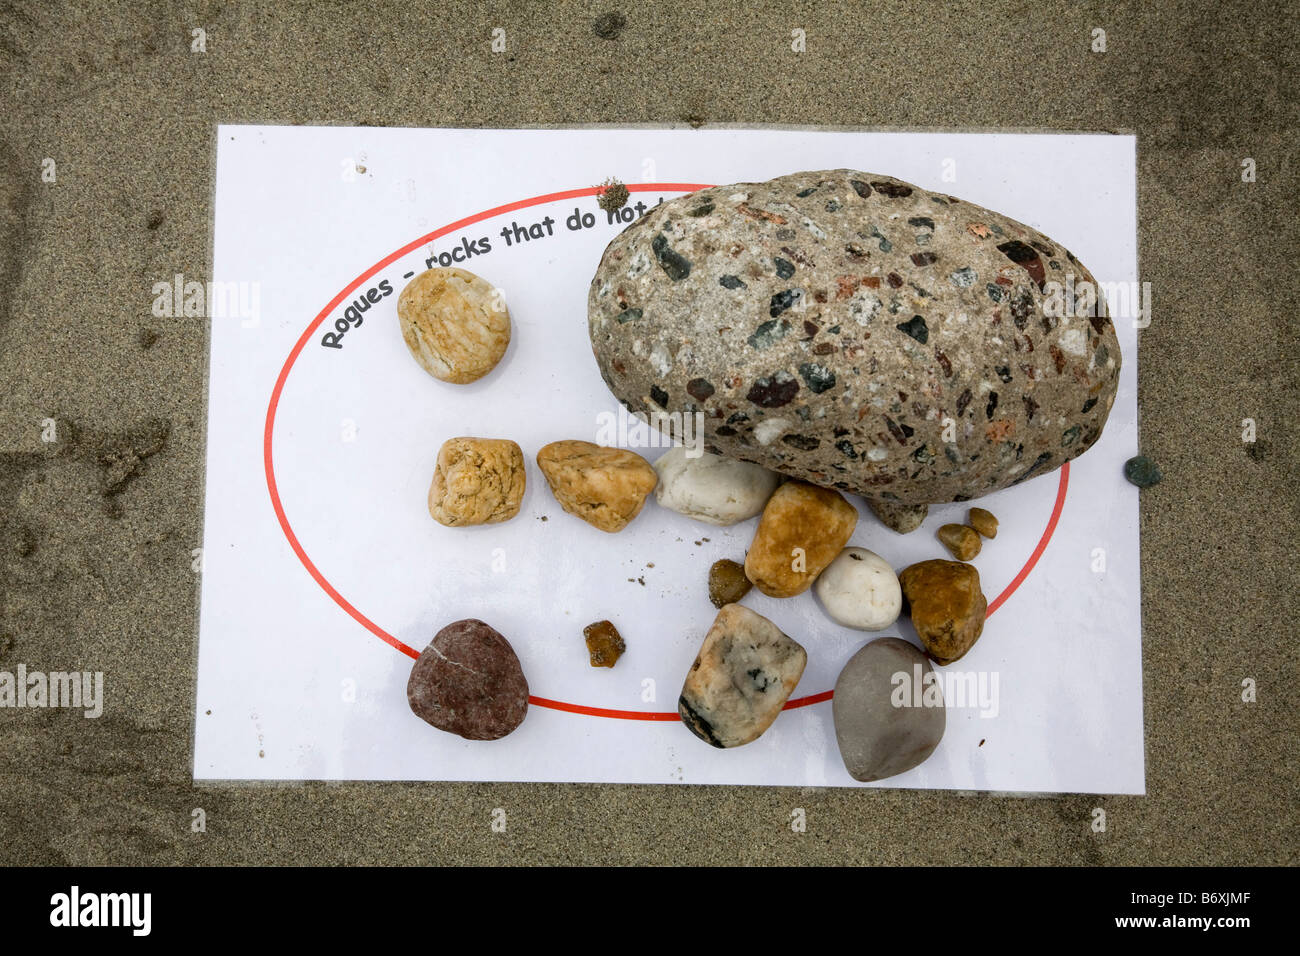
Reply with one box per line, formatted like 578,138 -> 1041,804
899,560 -> 987,665
744,481 -> 858,598
968,507 -> 999,538
427,437 -> 526,527
583,620 -> 626,667
398,267 -> 510,384
535,440 -> 657,533
708,559 -> 752,609
937,523 -> 982,561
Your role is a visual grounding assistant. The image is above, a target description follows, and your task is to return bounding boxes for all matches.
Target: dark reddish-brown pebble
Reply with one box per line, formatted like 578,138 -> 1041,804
968,507 -> 999,538
937,523 -> 981,561
407,619 -> 529,740
583,620 -> 626,667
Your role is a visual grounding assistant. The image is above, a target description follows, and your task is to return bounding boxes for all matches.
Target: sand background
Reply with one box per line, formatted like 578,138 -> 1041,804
0,1 -> 1296,865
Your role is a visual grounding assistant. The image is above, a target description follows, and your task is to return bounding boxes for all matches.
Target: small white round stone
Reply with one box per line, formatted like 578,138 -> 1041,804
653,446 -> 781,526
814,547 -> 902,631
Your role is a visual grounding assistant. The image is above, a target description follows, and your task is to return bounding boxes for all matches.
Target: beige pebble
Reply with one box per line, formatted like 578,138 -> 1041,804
744,481 -> 858,598
678,604 -> 806,748
398,267 -> 510,384
968,507 -> 999,539
427,437 -> 526,527
536,440 -> 657,533
937,523 -> 982,561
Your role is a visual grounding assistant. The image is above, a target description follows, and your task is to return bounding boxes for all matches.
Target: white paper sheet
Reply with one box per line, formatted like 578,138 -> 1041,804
196,126 -> 1143,792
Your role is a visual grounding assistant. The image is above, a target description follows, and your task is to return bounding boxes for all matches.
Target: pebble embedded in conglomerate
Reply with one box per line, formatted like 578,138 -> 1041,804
833,637 -> 945,782
654,446 -> 781,525
588,169 -> 1121,509
814,547 -> 903,631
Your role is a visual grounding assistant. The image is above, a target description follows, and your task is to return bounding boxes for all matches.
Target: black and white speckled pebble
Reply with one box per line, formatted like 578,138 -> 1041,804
588,169 -> 1121,506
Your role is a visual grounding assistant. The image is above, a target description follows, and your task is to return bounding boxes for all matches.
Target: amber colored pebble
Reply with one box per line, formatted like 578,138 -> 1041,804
583,620 -> 626,668
708,559 -> 753,609
744,481 -> 858,598
898,560 -> 987,665
968,507 -> 999,539
937,523 -> 982,561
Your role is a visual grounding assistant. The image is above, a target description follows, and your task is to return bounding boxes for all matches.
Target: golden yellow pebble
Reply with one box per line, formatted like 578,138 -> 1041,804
398,267 -> 510,384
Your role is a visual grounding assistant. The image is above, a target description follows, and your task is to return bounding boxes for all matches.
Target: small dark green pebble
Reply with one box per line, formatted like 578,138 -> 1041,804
1124,455 -> 1162,488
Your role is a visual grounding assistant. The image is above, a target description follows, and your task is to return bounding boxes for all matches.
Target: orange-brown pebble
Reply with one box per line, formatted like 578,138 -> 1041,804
708,559 -> 752,609
937,523 -> 982,561
744,481 -> 858,598
968,507 -> 999,539
536,440 -> 657,533
583,620 -> 626,668
898,560 -> 988,665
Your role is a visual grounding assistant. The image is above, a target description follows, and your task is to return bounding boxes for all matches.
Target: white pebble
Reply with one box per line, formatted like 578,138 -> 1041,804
753,418 -> 788,446
814,547 -> 902,631
653,447 -> 781,526
1059,327 -> 1087,356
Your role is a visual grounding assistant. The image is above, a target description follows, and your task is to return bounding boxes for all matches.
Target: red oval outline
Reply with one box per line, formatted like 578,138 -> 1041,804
264,183 -> 1069,723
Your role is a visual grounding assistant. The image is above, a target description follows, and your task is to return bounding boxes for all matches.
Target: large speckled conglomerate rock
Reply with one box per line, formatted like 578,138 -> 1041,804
587,170 -> 1121,507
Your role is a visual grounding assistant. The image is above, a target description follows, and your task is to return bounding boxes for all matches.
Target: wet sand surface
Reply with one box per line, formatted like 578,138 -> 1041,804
0,2 -> 1295,864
